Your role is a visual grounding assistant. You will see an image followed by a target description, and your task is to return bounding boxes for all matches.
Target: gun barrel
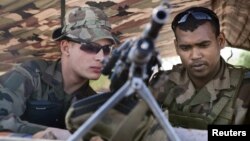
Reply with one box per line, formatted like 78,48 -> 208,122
144,5 -> 169,39
102,40 -> 131,75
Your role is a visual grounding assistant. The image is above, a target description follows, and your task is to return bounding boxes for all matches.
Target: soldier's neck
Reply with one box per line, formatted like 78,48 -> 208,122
63,76 -> 87,94
61,61 -> 87,94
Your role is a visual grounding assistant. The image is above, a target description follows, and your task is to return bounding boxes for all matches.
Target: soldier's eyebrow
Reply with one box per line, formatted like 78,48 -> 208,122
179,44 -> 192,48
195,41 -> 210,46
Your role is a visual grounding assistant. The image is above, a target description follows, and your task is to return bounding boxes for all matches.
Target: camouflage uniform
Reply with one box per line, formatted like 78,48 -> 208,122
0,59 -> 96,134
141,58 -> 250,140
150,58 -> 250,128
0,6 -> 117,135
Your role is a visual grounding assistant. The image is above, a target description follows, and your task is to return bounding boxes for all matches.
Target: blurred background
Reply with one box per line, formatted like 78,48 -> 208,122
0,0 -> 249,92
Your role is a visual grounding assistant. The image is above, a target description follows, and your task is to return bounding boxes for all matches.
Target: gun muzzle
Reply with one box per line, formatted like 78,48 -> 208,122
143,5 -> 169,40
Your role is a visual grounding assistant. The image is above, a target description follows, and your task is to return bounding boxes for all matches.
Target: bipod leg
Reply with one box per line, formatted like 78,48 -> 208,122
133,77 -> 181,141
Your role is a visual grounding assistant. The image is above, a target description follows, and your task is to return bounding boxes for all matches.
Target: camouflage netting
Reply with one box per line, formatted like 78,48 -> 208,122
0,0 -> 249,74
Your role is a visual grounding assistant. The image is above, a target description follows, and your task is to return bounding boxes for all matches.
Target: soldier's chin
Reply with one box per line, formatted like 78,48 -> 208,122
191,71 -> 208,78
89,74 -> 101,80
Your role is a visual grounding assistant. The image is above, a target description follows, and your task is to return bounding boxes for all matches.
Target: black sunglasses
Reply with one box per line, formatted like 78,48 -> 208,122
65,37 -> 113,56
80,42 -> 113,56
172,11 -> 214,30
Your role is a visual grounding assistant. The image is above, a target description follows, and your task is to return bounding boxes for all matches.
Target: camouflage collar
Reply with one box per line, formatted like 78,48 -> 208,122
42,59 -> 63,86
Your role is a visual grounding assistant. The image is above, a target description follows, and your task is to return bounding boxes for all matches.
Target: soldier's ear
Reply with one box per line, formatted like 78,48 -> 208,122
174,39 -> 180,55
60,40 -> 70,56
218,32 -> 225,49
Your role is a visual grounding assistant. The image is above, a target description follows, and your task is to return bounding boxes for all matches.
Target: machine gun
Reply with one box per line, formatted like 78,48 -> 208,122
67,1 -> 181,141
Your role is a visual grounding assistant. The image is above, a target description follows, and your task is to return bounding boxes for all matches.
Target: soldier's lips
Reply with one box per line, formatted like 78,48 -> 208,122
191,63 -> 206,71
90,67 -> 102,73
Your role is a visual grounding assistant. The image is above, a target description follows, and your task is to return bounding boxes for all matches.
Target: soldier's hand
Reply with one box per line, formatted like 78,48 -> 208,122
32,127 -> 71,140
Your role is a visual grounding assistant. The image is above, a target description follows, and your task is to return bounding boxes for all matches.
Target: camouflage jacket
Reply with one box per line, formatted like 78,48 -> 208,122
150,58 -> 250,129
0,59 -> 96,134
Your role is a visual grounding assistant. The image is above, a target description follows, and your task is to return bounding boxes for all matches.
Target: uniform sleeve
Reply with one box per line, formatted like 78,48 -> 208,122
0,63 -> 47,134
233,77 -> 250,125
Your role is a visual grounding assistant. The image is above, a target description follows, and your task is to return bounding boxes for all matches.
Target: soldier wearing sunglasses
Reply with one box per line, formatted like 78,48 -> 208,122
0,6 -> 118,140
140,6 -> 250,140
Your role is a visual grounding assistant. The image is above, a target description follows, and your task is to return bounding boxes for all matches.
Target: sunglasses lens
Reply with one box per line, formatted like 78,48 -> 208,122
191,12 -> 212,20
102,45 -> 111,55
80,44 -> 97,53
177,14 -> 189,24
176,11 -> 212,25
80,43 -> 112,55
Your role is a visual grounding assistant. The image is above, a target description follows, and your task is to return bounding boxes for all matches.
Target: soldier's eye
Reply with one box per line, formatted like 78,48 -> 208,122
179,45 -> 190,51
